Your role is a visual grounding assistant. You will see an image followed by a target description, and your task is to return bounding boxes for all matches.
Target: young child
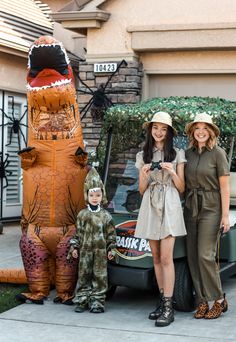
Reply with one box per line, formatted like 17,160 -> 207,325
68,167 -> 116,313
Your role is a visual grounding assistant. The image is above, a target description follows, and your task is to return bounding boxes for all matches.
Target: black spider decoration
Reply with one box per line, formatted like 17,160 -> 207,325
75,59 -> 139,121
0,153 -> 12,189
0,96 -> 28,150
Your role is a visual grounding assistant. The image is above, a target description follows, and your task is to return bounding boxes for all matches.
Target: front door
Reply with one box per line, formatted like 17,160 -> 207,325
0,91 -> 27,220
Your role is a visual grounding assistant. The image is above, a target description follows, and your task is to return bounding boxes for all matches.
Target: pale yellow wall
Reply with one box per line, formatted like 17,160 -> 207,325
140,50 -> 236,100
42,0 -> 86,56
140,51 -> 236,74
87,0 -> 236,57
53,22 -> 86,58
0,53 -> 27,93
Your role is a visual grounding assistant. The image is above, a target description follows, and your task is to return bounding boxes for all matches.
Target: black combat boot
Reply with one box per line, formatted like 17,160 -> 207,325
155,296 -> 174,327
148,289 -> 164,320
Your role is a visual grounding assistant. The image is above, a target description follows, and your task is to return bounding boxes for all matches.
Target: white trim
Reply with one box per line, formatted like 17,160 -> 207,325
127,22 -> 236,33
86,53 -> 138,63
87,204 -> 101,212
144,69 -> 236,75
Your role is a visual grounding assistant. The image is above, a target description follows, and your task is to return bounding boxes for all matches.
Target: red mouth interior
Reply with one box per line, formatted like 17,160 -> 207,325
28,69 -> 69,88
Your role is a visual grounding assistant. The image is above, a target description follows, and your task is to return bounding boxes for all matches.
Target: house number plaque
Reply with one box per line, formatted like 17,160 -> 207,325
94,63 -> 117,73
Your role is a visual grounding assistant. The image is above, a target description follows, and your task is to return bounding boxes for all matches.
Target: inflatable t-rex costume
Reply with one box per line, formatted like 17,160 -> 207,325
0,36 -> 88,304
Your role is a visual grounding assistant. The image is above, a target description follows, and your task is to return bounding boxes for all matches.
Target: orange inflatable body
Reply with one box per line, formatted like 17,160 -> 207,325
0,36 -> 88,304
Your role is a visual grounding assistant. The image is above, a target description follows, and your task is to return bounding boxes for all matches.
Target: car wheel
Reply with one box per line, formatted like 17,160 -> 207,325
106,285 -> 117,300
174,258 -> 195,312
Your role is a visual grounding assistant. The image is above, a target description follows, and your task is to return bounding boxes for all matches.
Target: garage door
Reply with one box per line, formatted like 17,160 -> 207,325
148,74 -> 236,100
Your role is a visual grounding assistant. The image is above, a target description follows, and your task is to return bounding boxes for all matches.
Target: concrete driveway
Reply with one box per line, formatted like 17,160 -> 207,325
0,225 -> 236,342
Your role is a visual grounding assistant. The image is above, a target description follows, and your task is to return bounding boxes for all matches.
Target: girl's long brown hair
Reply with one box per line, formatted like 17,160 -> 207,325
143,124 -> 176,163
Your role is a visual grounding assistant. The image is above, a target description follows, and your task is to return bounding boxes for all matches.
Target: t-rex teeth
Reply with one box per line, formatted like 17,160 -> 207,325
26,78 -> 71,91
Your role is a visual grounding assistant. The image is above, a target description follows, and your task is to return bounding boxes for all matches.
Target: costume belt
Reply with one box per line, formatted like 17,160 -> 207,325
185,187 -> 220,217
149,180 -> 171,224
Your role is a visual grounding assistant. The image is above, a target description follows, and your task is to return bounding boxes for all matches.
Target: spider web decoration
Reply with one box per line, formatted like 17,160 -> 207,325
0,96 -> 28,150
75,59 -> 140,121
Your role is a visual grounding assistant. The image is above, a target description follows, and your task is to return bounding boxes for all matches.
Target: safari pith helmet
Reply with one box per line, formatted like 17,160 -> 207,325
185,112 -> 220,137
143,111 -> 177,135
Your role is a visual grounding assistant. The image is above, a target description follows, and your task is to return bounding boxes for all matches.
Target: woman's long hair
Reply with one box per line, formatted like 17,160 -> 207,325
142,123 -> 176,163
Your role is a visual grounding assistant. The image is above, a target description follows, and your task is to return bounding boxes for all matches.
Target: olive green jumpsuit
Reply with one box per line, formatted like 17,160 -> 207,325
184,145 -> 230,303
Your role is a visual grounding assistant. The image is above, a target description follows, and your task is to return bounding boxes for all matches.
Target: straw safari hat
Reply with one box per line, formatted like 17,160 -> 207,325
143,111 -> 177,135
185,112 -> 220,137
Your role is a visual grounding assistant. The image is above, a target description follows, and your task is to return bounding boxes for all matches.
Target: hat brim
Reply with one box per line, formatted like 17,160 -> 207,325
142,121 -> 177,136
185,122 -> 220,137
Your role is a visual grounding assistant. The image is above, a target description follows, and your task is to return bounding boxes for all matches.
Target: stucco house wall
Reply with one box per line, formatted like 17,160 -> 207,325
87,0 -> 236,56
52,0 -> 236,184
84,0 -> 236,98
53,0 -> 236,100
52,0 -> 236,144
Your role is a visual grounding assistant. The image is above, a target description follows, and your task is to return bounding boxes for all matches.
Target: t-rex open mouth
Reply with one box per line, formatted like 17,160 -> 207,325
26,36 -> 80,140
28,42 -> 70,78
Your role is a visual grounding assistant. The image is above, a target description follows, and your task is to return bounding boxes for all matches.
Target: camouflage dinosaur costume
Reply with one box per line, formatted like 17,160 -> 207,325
68,168 -> 116,312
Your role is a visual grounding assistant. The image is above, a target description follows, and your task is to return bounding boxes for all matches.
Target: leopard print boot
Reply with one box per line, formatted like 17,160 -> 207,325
194,301 -> 209,319
204,294 -> 228,319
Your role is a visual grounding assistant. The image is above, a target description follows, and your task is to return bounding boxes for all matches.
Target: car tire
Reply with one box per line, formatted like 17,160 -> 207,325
106,285 -> 117,300
174,258 -> 195,312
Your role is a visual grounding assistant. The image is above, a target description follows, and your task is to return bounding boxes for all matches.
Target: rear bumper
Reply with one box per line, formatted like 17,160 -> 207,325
107,263 -> 154,290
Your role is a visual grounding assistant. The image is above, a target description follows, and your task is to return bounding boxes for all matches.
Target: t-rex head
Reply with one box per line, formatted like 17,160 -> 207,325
26,36 -> 82,141
27,35 -> 73,89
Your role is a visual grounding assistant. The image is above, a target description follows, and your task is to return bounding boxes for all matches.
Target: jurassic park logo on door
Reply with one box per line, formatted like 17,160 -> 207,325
115,220 -> 151,259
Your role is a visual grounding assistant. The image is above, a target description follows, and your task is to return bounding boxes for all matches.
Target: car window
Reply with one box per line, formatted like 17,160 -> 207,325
106,146 -> 141,215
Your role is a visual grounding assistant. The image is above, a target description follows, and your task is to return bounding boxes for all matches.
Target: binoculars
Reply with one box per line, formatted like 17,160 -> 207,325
150,160 -> 162,171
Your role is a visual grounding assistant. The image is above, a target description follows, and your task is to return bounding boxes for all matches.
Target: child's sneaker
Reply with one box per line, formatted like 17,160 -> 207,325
90,306 -> 105,313
74,304 -> 88,313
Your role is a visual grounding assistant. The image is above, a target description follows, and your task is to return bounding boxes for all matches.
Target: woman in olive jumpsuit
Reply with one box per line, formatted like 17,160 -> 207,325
184,113 -> 230,319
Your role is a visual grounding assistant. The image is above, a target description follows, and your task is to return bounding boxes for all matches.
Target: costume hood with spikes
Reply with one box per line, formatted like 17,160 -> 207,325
84,167 -> 107,205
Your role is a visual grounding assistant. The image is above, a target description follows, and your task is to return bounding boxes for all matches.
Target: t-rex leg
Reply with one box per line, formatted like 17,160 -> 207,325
19,225 -> 51,302
54,225 -> 78,304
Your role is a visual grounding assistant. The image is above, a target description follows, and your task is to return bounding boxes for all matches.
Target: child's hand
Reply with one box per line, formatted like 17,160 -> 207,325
72,249 -> 78,259
107,251 -> 115,260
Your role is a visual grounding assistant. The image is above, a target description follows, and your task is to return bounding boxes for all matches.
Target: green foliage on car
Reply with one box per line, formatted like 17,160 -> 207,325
97,96 -> 236,170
